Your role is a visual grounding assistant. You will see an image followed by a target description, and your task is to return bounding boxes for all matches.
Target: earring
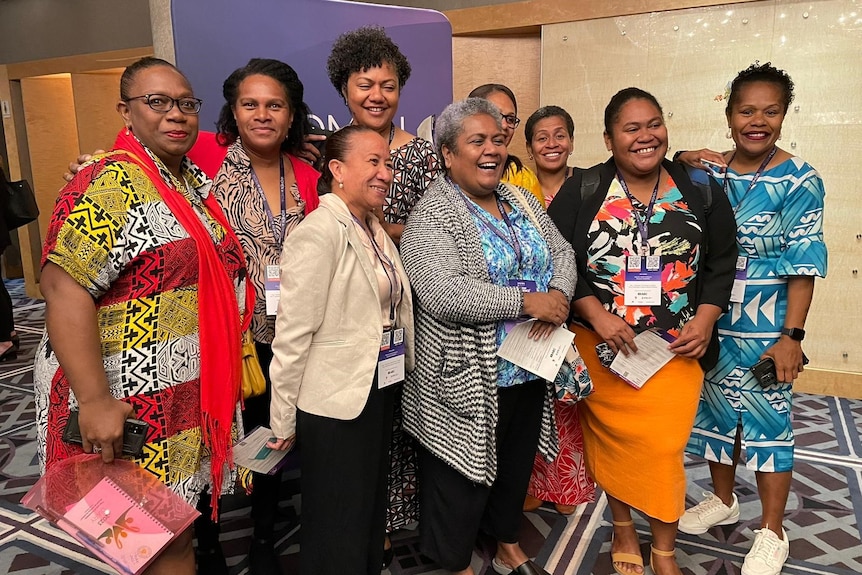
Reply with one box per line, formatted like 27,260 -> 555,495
125,126 -> 131,136
338,181 -> 344,189
778,133 -> 782,140
726,127 -> 732,139
528,154 -> 533,160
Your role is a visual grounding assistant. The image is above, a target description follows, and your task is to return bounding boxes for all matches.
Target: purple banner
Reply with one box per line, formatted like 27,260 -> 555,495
171,0 -> 453,135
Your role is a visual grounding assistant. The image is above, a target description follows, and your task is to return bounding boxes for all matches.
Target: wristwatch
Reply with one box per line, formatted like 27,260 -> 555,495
781,327 -> 805,341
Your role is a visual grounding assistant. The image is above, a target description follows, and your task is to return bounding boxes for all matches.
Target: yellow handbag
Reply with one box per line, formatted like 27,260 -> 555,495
241,330 -> 266,399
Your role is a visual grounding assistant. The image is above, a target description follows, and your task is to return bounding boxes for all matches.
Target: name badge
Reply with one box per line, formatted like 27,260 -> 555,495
378,328 -> 406,388
505,279 -> 538,334
265,264 -> 280,316
730,256 -> 748,304
624,269 -> 662,306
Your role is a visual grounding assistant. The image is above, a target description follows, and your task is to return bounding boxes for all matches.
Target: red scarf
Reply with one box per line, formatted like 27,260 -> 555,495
113,130 -> 253,518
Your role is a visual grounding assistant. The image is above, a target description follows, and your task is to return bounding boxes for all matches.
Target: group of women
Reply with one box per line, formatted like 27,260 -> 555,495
33,20 -> 825,575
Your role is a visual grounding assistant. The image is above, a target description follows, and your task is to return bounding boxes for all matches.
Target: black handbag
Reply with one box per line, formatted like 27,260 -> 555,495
3,179 -> 39,230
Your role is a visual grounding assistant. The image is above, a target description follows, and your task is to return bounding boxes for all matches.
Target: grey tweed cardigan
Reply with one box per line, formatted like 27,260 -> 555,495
399,175 -> 577,486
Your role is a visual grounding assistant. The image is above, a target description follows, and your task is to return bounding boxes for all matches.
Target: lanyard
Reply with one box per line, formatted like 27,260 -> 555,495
353,216 -> 401,322
250,156 -> 287,245
616,169 -> 661,256
726,146 -> 777,217
457,186 -> 523,265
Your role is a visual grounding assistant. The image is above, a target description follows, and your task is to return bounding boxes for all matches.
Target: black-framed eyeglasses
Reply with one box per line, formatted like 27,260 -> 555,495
125,94 -> 203,115
501,113 -> 521,128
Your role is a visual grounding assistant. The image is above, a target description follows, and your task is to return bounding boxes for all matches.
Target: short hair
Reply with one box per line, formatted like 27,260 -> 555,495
434,98 -> 503,162
604,87 -> 663,135
317,124 -> 379,195
120,57 -> 182,101
215,58 -> 311,155
726,62 -> 795,115
327,26 -> 412,100
525,105 -> 574,144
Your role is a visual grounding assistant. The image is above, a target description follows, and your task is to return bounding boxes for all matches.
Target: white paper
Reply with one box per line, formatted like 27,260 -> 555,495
609,329 -> 676,389
497,320 -> 575,381
232,426 -> 289,475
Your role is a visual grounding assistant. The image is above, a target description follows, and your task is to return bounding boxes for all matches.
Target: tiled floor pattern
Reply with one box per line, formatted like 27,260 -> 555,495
0,278 -> 859,574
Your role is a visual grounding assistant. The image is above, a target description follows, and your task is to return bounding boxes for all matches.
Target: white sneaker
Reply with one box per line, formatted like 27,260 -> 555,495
678,491 -> 740,535
742,527 -> 789,575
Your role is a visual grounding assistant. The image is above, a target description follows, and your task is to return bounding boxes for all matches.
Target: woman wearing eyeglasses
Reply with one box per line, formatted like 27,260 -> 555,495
469,84 -> 544,207
35,57 -> 249,575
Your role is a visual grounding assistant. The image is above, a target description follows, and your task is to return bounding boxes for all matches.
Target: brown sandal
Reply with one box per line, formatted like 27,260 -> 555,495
649,545 -> 676,574
611,520 -> 644,575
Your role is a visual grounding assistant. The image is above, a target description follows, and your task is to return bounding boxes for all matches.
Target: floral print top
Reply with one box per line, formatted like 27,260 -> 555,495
586,175 -> 702,336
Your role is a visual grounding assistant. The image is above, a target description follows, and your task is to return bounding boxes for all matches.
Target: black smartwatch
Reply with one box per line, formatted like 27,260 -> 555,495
781,327 -> 805,341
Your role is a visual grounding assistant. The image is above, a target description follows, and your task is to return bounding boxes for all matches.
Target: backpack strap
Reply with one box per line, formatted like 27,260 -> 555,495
579,164 -> 603,201
682,164 -> 713,212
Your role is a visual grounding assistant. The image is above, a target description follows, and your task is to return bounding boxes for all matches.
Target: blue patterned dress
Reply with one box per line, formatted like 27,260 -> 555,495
686,156 -> 827,472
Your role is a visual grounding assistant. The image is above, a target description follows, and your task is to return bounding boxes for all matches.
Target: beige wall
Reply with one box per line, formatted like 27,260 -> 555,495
452,35 -> 541,165
541,0 -> 862,393
71,69 -> 126,154
21,75 -> 80,247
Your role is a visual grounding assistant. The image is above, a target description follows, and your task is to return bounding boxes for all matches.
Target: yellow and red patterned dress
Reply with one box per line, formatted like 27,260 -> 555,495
34,149 -> 247,505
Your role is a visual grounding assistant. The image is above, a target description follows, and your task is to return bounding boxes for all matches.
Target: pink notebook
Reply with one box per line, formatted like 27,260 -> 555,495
22,454 -> 199,575
63,477 -> 174,574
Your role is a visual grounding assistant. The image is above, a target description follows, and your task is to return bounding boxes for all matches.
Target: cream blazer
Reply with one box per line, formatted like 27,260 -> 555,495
269,193 -> 415,439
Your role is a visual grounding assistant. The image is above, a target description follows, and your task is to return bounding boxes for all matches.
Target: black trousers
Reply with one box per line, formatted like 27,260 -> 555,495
418,379 -> 545,571
0,276 -> 13,341
297,380 -> 395,575
194,341 -> 280,548
243,341 -> 281,540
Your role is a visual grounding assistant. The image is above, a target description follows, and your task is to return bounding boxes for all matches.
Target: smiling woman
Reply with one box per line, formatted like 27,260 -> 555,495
35,57 -> 250,575
400,98 -> 576,575
267,125 -> 414,575
547,87 -> 738,575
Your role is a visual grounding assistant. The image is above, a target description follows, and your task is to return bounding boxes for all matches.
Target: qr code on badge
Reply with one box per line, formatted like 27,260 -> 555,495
393,329 -> 404,346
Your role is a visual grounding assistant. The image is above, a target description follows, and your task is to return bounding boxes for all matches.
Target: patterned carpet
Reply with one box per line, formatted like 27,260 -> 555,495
0,277 -> 859,574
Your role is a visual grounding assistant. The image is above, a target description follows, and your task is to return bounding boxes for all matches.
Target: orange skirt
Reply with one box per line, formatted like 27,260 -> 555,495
572,325 -> 703,523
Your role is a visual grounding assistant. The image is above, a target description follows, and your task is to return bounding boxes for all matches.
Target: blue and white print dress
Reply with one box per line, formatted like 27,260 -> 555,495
686,156 -> 827,472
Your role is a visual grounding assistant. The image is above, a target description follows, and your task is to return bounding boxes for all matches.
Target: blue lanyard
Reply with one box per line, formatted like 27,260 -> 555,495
250,155 -> 286,245
353,216 -> 401,322
456,184 -> 523,265
726,146 -> 777,217
616,169 -> 661,256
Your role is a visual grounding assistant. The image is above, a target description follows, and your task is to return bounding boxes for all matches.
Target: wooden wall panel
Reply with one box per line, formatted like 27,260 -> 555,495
71,69 -> 125,154
452,35 -> 541,166
21,75 -> 80,246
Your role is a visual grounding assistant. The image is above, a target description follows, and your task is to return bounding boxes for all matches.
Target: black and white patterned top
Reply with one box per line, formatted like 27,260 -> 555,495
382,137 -> 441,225
399,175 -> 577,485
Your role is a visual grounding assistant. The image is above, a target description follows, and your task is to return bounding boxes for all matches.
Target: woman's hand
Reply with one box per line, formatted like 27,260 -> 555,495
63,151 -> 103,182
78,396 -> 134,463
295,135 -> 326,165
522,291 -> 568,326
591,310 -> 637,356
527,320 -> 558,341
669,315 -> 713,358
266,435 -> 297,452
763,337 -> 805,383
676,149 -> 726,172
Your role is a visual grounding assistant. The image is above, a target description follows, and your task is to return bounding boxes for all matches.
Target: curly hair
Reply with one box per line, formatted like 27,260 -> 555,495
215,58 -> 310,155
525,105 -> 574,144
327,26 -> 412,100
726,62 -> 795,115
